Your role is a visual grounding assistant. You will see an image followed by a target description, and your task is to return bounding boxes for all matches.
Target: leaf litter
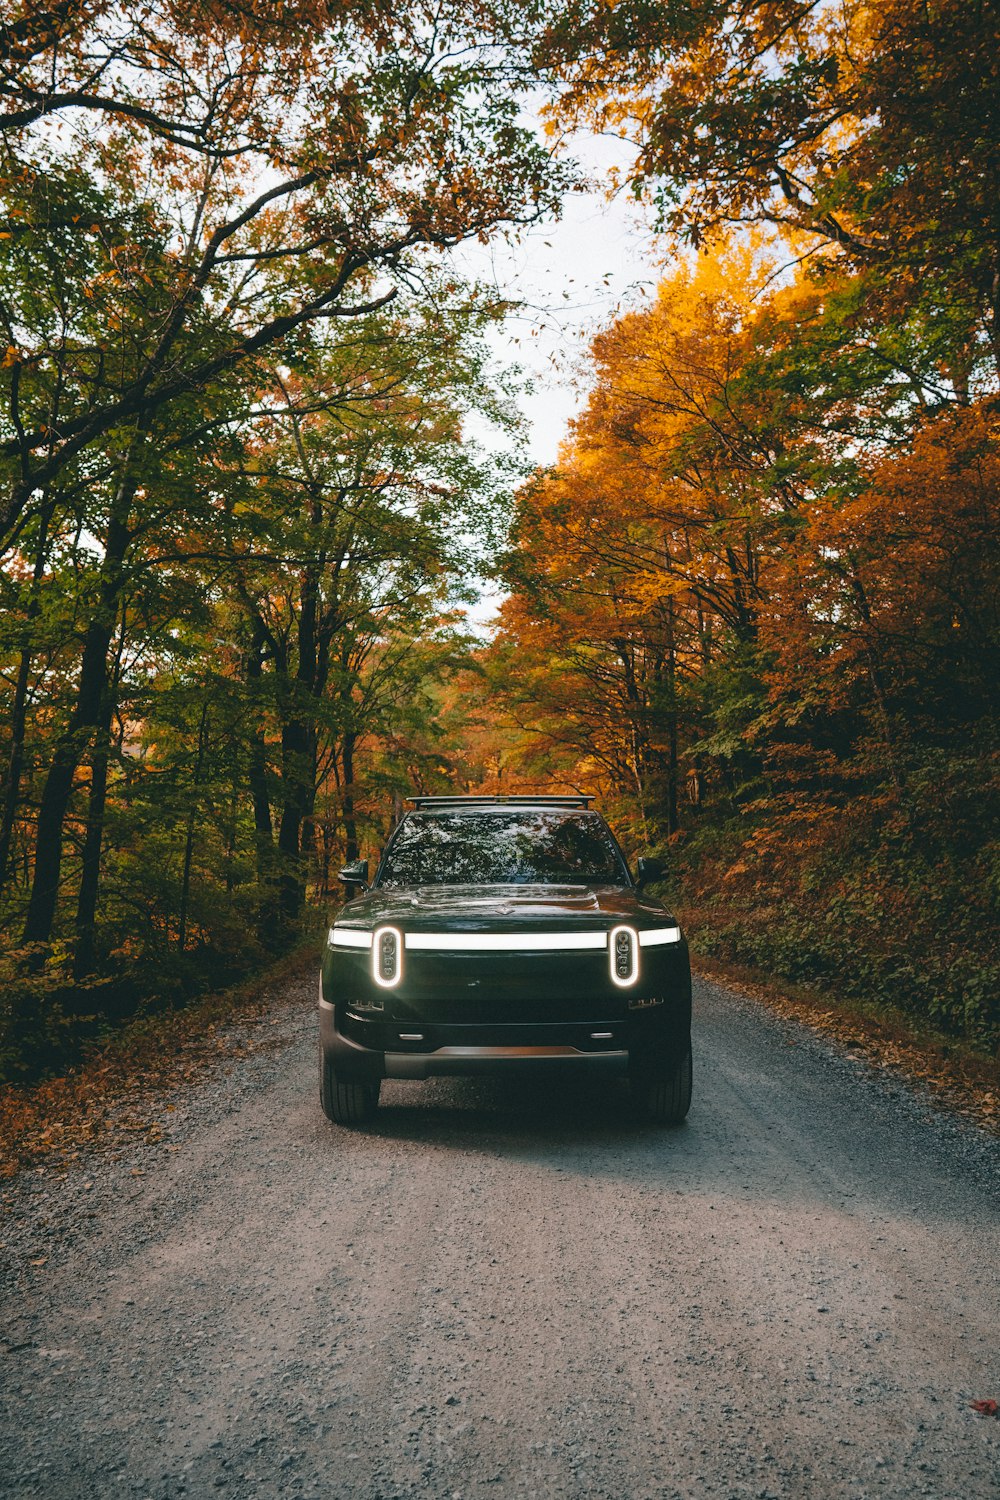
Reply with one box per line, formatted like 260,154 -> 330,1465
0,945 -> 315,1180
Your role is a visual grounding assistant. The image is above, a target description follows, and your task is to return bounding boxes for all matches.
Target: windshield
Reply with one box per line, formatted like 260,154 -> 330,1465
377,810 -> 630,888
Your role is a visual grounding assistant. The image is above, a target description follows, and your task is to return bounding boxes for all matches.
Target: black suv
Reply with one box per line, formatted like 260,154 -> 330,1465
318,795 -> 692,1126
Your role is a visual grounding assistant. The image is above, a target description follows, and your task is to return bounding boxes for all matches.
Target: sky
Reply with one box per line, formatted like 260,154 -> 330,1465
452,132 -> 667,468
447,133 -> 668,626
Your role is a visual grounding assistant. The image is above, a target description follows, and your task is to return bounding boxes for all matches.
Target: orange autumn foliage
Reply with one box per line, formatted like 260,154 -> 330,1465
492,246 -> 1000,1042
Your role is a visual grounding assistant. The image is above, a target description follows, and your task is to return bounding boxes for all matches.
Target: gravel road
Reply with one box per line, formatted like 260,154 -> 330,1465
2,972 -> 998,1500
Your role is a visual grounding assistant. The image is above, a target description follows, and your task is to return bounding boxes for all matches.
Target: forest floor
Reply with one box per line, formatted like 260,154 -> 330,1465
0,941 -> 320,1180
1,968 -> 998,1498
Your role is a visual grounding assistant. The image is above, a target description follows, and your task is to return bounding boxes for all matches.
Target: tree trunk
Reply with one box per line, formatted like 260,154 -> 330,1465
665,601 -> 679,837
21,443 -> 142,955
318,817 -> 332,899
0,495 -> 56,895
276,555 -> 322,923
277,715 -> 311,921
0,635 -> 38,897
178,700 -> 210,952
246,619 -> 274,885
342,732 -> 359,861
224,782 -> 238,895
21,614 -> 119,951
244,617 -> 280,948
73,603 -> 129,980
72,706 -> 114,982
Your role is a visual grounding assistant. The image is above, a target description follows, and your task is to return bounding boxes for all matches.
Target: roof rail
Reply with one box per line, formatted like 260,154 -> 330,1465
406,794 -> 595,808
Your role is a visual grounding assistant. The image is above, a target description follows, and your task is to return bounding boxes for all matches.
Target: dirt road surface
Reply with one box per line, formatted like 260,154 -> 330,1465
2,973 -> 998,1500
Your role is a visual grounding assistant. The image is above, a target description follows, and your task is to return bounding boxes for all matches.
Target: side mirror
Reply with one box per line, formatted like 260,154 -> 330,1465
338,859 -> 369,897
635,855 -> 666,889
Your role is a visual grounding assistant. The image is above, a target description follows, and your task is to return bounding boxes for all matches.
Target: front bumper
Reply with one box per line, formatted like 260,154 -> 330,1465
319,994 -> 680,1085
384,1045 -> 629,1079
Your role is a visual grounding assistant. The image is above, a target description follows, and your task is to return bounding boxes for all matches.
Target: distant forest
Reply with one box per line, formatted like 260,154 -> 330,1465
1,1 -> 997,1076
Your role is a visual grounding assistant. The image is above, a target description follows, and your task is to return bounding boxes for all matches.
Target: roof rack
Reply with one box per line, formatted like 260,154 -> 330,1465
406,794 -> 595,808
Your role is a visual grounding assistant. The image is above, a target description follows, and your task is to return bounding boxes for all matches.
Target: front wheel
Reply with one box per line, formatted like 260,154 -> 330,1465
319,1045 -> 380,1126
631,1041 -> 692,1125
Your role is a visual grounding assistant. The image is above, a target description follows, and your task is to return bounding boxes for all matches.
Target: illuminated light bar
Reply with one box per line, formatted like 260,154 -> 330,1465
330,926 -> 373,949
638,926 -> 682,947
609,925 -> 640,986
331,925 -> 680,955
373,925 -> 404,987
404,930 -> 608,952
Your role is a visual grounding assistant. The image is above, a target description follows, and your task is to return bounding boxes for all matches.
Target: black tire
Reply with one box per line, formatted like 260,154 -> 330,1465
319,1045 -> 380,1126
632,1040 -> 692,1125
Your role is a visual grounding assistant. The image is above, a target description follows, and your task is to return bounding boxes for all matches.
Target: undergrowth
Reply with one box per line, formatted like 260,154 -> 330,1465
665,787 -> 1000,1055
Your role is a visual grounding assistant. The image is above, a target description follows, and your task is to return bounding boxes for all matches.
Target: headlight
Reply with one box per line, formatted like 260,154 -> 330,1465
609,925 -> 639,986
373,925 -> 403,987
329,926 -> 373,950
637,926 -> 682,947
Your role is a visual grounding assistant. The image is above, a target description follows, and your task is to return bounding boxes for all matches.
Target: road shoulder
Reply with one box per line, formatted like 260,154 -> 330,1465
692,952 -> 1000,1138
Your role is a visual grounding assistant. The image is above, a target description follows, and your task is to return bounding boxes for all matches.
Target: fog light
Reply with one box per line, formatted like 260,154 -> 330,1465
609,925 -> 639,986
373,925 -> 403,988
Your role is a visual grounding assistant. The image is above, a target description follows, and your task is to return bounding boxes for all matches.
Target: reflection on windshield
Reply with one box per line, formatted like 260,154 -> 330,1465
378,811 -> 629,888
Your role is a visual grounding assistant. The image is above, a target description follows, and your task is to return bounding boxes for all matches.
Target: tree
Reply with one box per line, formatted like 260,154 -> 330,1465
221,291 -> 513,928
546,0 -> 1000,381
1,0 -> 565,551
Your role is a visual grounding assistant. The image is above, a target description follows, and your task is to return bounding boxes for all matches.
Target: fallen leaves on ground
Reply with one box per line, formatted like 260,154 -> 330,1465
692,955 -> 1000,1138
970,1400 -> 999,1417
0,947 -> 315,1180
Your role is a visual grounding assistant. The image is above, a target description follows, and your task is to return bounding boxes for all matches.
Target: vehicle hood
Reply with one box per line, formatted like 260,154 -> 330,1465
336,883 -> 676,931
